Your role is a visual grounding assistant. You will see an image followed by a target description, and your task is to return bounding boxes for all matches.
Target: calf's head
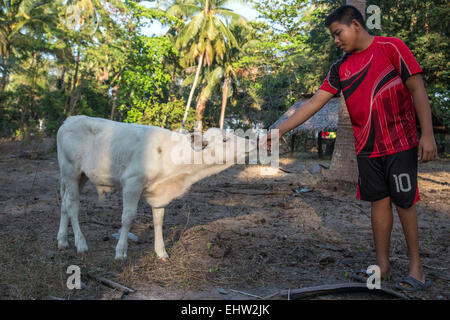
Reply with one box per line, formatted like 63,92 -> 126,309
200,128 -> 257,165
170,128 -> 257,166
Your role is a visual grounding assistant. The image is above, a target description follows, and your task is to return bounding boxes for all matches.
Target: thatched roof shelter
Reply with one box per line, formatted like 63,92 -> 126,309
270,98 -> 341,133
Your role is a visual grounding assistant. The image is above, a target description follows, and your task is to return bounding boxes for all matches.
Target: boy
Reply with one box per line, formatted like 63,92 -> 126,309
261,5 -> 437,291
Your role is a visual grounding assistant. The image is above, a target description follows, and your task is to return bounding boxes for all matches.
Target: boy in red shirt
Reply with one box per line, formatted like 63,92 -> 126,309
261,5 -> 437,291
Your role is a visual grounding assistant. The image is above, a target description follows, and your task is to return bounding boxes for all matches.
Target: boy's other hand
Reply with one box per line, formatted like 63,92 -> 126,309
418,134 -> 437,163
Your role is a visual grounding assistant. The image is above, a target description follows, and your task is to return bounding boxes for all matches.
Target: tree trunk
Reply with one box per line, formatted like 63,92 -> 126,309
348,0 -> 366,15
290,132 -> 297,158
325,0 -> 365,183
58,66 -> 67,90
180,0 -> 210,130
219,72 -> 230,129
0,43 -> 11,94
195,86 -> 207,131
325,96 -> 359,182
181,51 -> 205,130
109,68 -> 123,120
68,49 -> 81,115
318,131 -> 323,159
19,52 -> 38,138
110,85 -> 118,120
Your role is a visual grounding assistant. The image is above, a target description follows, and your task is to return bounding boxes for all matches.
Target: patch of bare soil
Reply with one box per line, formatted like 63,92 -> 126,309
0,140 -> 448,300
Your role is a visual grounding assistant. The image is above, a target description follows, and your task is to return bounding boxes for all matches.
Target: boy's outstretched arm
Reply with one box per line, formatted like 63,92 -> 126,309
260,89 -> 334,150
405,74 -> 438,162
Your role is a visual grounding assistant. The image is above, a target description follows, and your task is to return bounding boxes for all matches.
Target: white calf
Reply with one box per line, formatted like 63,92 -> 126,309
56,115 -> 256,260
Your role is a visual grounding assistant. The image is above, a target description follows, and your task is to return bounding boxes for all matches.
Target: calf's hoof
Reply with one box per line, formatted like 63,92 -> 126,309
75,238 -> 88,253
115,247 -> 128,260
157,251 -> 169,262
115,252 -> 127,260
58,240 -> 69,249
76,245 -> 89,254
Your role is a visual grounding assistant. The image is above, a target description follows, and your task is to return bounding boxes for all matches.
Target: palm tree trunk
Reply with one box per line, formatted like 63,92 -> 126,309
219,72 -> 230,129
325,0 -> 365,183
348,0 -> 366,15
325,96 -> 359,182
204,0 -> 210,14
181,51 -> 205,129
180,0 -> 210,130
195,86 -> 207,131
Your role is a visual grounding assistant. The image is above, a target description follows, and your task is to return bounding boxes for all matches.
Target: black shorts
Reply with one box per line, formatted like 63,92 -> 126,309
356,147 -> 420,209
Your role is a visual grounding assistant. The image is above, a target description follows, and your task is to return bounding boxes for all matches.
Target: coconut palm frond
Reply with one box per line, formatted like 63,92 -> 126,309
179,12 -> 206,47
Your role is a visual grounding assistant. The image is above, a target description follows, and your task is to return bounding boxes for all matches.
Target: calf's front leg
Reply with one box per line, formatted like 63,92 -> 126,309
115,181 -> 142,260
152,207 -> 169,260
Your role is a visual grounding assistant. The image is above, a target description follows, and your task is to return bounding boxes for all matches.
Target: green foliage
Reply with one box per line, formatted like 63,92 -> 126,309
229,0 -> 448,136
0,0 -> 447,153
119,36 -> 173,114
225,0 -> 342,129
366,0 -> 449,130
118,34 -> 195,130
0,0 -> 130,135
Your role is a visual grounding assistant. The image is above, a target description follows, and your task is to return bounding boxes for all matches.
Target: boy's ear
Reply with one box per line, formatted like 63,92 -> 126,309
351,18 -> 365,30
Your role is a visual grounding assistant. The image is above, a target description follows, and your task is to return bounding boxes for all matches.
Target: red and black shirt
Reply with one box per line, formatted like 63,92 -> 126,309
320,36 -> 422,158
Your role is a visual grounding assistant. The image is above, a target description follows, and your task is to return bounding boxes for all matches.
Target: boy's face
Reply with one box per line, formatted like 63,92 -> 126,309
329,20 -> 359,53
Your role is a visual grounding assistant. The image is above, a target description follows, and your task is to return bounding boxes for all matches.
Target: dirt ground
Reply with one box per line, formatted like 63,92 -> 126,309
0,138 -> 449,300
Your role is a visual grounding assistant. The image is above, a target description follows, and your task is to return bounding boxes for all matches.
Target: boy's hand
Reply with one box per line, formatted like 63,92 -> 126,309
418,134 -> 437,163
259,130 -> 276,152
260,89 -> 333,152
405,74 -> 438,163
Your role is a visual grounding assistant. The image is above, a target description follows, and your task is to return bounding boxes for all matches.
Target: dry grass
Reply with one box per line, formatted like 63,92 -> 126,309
1,141 -> 449,300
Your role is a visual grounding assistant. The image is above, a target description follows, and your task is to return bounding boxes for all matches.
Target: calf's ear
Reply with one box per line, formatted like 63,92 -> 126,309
202,137 -> 209,149
190,133 -> 208,150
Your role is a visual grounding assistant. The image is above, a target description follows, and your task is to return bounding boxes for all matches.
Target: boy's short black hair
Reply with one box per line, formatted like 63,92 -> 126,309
325,5 -> 366,30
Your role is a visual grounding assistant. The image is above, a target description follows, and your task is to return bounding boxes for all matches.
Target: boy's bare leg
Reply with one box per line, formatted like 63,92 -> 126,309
395,203 -> 425,286
371,196 -> 393,278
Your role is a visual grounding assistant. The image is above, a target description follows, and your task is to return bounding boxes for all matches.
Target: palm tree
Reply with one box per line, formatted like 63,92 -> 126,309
178,13 -> 256,130
218,22 -> 258,129
166,0 -> 245,129
219,62 -> 232,128
192,65 -> 224,126
325,0 -> 365,183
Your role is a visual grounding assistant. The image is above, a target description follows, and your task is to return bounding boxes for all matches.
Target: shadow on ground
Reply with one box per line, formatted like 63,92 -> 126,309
0,139 -> 449,300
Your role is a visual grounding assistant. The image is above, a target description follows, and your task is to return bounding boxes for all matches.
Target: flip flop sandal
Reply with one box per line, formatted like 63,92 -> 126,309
352,269 -> 393,283
395,276 -> 431,292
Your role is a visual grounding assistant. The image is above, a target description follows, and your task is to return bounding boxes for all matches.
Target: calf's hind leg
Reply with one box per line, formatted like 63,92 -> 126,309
58,174 -> 89,250
64,177 -> 88,253
57,179 -> 69,249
